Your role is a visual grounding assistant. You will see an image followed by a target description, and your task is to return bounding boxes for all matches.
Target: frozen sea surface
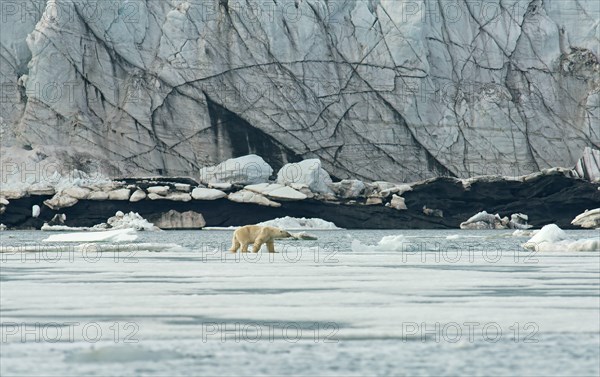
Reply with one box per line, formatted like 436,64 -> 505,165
1,229 -> 599,376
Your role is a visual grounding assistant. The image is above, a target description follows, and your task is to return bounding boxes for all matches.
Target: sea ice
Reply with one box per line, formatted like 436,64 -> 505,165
42,228 -> 138,243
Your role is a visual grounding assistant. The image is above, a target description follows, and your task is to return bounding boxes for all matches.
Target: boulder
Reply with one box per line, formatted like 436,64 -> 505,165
571,208 -> 600,229
389,195 -> 407,210
174,183 -> 191,192
277,159 -> 333,194
191,187 -> 227,200
148,192 -> 191,201
152,210 -> 206,229
423,206 -> 444,218
200,155 -> 273,185
27,184 -> 55,196
87,191 -> 109,200
107,189 -> 131,201
329,179 -> 366,198
228,190 -> 281,207
0,190 -> 26,200
32,205 -> 40,218
245,183 -> 307,201
44,194 -> 78,210
208,182 -> 233,191
129,189 -> 147,202
147,186 -> 170,195
366,197 -> 383,205
62,186 -> 90,200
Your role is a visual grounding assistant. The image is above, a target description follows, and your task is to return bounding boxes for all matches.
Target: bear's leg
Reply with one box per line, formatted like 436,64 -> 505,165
241,243 -> 249,253
229,237 -> 240,253
252,241 -> 263,253
267,241 -> 275,253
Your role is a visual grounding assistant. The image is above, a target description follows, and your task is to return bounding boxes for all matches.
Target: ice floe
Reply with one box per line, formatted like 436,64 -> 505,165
522,224 -> 599,252
42,228 -> 139,243
257,216 -> 340,230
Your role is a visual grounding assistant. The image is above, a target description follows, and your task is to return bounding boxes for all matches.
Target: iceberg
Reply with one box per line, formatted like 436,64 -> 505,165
257,217 -> 340,230
522,224 -> 599,252
351,235 -> 410,252
571,209 -> 600,229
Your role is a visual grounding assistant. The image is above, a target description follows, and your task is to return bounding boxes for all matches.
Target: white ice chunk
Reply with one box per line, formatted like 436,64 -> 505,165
523,224 -> 599,251
43,228 -> 138,243
31,205 -> 40,218
257,216 -> 340,230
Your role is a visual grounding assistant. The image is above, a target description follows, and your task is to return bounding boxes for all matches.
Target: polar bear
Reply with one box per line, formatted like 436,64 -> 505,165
230,225 -> 292,253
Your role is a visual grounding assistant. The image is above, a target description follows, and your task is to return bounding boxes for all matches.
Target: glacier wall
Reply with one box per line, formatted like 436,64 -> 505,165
1,0 -> 599,182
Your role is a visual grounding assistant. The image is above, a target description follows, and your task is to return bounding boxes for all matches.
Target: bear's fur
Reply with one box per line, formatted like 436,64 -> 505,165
230,225 -> 292,253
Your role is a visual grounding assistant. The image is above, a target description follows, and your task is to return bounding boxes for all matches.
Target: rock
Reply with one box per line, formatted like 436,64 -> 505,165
574,147 -> 600,182
43,194 -> 78,210
389,195 -> 407,210
151,210 -> 206,229
107,189 -> 131,201
0,197 -> 9,206
164,192 -> 192,202
174,183 -> 191,192
47,214 -> 67,226
366,197 -> 383,205
289,183 -> 315,199
27,185 -> 55,196
87,191 -> 109,200
571,209 -> 600,229
423,206 -> 444,218
191,187 -> 227,200
129,189 -> 147,202
148,192 -> 191,202
277,159 -> 333,194
329,179 -> 366,198
0,190 -> 26,200
147,193 -> 163,200
228,190 -> 281,207
208,182 -> 233,191
0,224 -> 6,231
200,155 -> 273,185
147,186 -> 170,195
62,187 -> 90,200
245,183 -> 307,201
32,205 -> 40,218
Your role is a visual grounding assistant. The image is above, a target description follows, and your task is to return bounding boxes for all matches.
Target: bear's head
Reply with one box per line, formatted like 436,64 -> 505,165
275,228 -> 292,238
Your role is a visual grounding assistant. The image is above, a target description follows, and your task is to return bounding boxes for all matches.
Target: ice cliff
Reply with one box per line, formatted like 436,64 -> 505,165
1,0 -> 599,181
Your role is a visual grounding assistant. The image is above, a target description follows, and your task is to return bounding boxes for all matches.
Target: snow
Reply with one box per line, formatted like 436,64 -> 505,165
257,216 -> 340,230
523,224 -> 599,252
42,228 -> 139,243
